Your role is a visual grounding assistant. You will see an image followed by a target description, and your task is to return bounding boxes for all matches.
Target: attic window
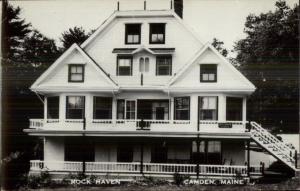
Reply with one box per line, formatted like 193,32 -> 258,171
68,64 -> 84,82
150,23 -> 165,44
125,24 -> 141,44
200,64 -> 217,82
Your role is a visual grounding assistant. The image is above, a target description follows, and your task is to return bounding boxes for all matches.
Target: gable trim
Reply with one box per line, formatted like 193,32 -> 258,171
167,43 -> 256,90
31,43 -> 118,90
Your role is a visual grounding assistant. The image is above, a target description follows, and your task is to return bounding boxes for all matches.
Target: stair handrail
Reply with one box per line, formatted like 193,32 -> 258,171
250,122 -> 295,164
250,122 -> 294,153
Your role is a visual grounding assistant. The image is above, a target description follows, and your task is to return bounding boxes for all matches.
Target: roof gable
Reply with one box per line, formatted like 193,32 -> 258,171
167,43 -> 256,92
31,44 -> 118,92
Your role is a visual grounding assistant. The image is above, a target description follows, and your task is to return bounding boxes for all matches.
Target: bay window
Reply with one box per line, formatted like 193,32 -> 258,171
66,96 -> 85,119
174,97 -> 190,120
199,97 -> 218,120
47,96 -> 59,119
93,97 -> 112,119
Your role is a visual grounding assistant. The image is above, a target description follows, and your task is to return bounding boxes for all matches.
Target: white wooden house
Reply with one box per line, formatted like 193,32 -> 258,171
24,6 -> 298,180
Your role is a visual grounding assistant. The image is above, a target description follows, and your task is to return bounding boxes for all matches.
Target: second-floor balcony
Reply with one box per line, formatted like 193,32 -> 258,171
26,94 -> 249,136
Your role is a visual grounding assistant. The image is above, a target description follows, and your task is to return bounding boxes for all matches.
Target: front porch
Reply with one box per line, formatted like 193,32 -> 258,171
30,160 -> 261,178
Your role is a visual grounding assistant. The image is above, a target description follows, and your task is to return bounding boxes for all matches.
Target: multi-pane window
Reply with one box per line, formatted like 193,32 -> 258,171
200,64 -> 217,82
125,24 -> 141,44
117,99 -> 125,119
156,56 -> 172,76
149,23 -> 165,44
66,96 -> 85,119
117,56 -> 132,76
174,97 -> 190,120
47,96 -> 59,119
68,64 -> 84,82
126,100 -> 136,119
93,97 -> 112,119
226,97 -> 243,121
139,57 -> 149,73
199,97 -> 218,120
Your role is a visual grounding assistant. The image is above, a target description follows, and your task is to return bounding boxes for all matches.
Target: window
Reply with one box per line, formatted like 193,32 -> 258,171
126,100 -> 136,119
93,97 -> 112,119
149,23 -> 165,44
226,97 -> 243,121
66,96 -> 85,119
68,64 -> 84,82
125,24 -> 141,44
200,64 -> 217,82
174,97 -> 190,120
191,141 -> 221,164
117,145 -> 133,162
199,97 -> 218,120
139,57 -> 149,73
47,96 -> 59,119
156,56 -> 172,75
117,99 -> 125,119
207,141 -> 222,164
117,56 -> 132,76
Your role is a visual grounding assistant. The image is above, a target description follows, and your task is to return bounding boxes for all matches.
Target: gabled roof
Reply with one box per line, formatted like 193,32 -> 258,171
31,44 -> 118,91
167,43 -> 256,90
81,10 -> 205,49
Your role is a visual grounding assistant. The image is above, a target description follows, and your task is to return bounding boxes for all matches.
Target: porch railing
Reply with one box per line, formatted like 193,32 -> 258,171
30,160 -> 249,177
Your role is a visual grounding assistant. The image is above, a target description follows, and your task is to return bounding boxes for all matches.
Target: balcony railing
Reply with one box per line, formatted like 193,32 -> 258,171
29,119 -> 247,133
30,160 -> 250,177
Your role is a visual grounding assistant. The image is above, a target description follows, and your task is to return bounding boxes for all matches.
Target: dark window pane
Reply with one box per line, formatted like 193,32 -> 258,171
199,97 -> 218,120
174,97 -> 190,120
93,97 -> 112,119
200,64 -> 217,82
47,96 -> 59,119
151,145 -> 167,163
117,100 -> 125,119
117,57 -> 132,76
66,96 -> 85,119
150,23 -> 165,44
69,65 -> 84,82
207,141 -> 222,164
125,24 -> 141,44
156,56 -> 172,76
226,97 -> 243,121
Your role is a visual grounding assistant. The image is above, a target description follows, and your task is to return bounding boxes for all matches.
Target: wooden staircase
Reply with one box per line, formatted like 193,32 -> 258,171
250,122 -> 298,171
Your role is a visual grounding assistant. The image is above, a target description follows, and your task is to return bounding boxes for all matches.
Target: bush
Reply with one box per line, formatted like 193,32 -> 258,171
173,172 -> 189,186
268,161 -> 295,177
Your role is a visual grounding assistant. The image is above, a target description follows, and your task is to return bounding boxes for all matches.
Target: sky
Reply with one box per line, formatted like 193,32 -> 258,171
9,0 -> 299,54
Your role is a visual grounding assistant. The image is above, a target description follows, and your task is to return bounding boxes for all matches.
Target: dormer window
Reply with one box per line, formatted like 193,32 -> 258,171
68,64 -> 84,82
200,64 -> 217,82
125,24 -> 141,44
149,23 -> 165,44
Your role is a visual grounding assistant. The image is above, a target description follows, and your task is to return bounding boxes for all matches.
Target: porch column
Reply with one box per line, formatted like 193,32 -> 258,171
169,97 -> 174,122
190,95 -> 198,128
140,143 -> 144,174
112,97 -> 117,124
44,97 -> 47,121
218,95 -> 226,121
242,97 -> 247,123
59,94 -> 66,122
85,94 -> 93,125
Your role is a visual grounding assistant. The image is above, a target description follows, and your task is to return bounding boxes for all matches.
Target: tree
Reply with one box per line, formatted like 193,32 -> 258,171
2,1 -> 31,59
1,3 -> 60,188
233,0 -> 299,132
211,38 -> 228,57
60,26 -> 92,51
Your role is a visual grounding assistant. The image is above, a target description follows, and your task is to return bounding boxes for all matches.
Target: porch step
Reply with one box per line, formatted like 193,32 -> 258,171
250,122 -> 297,171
